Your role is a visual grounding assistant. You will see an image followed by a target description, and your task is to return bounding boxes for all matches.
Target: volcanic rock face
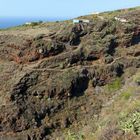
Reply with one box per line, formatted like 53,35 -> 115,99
0,8 -> 140,140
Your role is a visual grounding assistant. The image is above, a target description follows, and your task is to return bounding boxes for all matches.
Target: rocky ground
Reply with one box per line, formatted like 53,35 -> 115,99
0,7 -> 140,140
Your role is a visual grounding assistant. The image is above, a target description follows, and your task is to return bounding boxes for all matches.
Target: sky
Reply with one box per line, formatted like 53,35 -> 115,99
0,0 -> 140,18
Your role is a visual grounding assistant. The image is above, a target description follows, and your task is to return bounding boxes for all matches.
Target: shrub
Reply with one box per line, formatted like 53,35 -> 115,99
106,78 -> 122,92
65,131 -> 84,140
24,21 -> 42,27
30,22 -> 40,26
120,91 -> 132,100
119,111 -> 140,135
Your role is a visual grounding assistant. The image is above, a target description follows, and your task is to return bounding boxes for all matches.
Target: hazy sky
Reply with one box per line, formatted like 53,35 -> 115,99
1,0 -> 140,18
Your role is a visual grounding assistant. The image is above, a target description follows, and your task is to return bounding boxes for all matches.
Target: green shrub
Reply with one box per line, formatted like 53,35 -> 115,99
119,111 -> 140,135
120,91 -> 132,100
30,22 -> 40,26
24,21 -> 42,27
106,78 -> 122,92
65,131 -> 84,140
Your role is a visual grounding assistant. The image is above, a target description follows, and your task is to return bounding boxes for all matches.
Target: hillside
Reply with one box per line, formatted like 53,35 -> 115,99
0,7 -> 140,140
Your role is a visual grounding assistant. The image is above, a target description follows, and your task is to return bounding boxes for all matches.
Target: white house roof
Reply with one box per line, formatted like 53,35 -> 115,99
73,19 -> 90,23
92,12 -> 100,15
114,17 -> 128,23
25,22 -> 32,25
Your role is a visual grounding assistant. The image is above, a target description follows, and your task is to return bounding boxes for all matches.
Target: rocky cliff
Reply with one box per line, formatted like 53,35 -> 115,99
0,7 -> 140,140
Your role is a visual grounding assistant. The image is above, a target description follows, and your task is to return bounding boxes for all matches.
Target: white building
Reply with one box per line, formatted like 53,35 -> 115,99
92,12 -> 100,15
73,19 -> 81,24
114,17 -> 128,23
73,19 -> 90,24
25,22 -> 32,25
82,19 -> 90,23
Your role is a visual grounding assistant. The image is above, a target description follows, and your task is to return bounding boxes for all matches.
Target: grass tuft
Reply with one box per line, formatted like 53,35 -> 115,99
106,78 -> 122,92
65,131 -> 84,140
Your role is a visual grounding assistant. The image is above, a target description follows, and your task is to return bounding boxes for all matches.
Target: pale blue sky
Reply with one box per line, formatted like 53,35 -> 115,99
1,0 -> 140,18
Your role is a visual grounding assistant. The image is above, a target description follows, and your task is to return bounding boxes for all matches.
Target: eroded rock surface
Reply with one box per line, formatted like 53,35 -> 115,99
0,8 -> 140,140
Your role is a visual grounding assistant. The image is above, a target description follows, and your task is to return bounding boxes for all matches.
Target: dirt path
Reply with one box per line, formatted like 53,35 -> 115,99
23,56 -> 138,73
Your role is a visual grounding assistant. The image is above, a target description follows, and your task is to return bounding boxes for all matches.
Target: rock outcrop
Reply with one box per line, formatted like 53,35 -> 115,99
0,7 -> 140,140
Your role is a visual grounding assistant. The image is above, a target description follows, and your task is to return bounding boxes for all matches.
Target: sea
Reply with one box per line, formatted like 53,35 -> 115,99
0,17 -> 68,29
